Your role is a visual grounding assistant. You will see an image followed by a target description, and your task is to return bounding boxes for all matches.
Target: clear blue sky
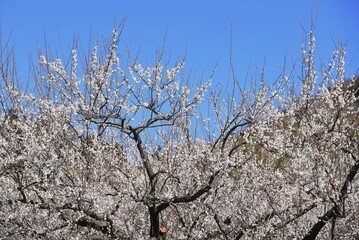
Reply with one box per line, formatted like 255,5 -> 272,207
1,0 -> 359,87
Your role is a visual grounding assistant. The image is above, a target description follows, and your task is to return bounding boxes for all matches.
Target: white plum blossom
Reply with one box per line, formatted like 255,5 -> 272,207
0,25 -> 359,239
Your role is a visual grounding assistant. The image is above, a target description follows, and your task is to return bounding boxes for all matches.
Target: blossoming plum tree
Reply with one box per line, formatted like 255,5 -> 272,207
0,23 -> 358,239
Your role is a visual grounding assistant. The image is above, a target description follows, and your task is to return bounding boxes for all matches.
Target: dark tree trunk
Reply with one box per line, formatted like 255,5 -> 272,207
149,206 -> 160,238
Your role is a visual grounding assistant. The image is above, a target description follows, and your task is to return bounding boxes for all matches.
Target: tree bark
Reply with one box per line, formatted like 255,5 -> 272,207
149,206 -> 160,238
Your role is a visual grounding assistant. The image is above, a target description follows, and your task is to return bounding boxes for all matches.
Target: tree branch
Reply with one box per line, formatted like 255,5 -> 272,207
303,152 -> 359,240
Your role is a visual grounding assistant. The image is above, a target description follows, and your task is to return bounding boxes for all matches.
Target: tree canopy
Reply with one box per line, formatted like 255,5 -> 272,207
1,24 -> 359,239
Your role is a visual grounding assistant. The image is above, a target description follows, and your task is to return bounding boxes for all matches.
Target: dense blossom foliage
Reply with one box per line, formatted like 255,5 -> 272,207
0,26 -> 358,239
